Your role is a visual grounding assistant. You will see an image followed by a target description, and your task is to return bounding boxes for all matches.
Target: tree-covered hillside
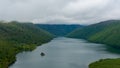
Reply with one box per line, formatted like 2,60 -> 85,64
67,20 -> 120,68
67,20 -> 120,38
0,21 -> 54,68
67,20 -> 120,47
36,24 -> 83,36
89,23 -> 120,47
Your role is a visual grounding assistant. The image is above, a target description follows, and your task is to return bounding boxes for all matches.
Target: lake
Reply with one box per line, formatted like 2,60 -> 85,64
9,37 -> 120,68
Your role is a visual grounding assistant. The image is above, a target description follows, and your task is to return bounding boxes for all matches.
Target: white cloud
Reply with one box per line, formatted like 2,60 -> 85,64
0,0 -> 120,24
62,0 -> 109,14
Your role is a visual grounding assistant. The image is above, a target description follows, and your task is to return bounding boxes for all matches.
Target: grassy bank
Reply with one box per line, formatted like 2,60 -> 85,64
89,58 -> 120,68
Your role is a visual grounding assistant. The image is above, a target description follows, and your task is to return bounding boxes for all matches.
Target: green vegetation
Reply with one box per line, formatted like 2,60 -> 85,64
67,20 -> 120,68
89,24 -> 120,47
67,20 -> 120,48
89,58 -> 120,68
0,21 -> 54,68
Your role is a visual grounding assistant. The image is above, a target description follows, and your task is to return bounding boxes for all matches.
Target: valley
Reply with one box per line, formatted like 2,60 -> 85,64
0,20 -> 120,68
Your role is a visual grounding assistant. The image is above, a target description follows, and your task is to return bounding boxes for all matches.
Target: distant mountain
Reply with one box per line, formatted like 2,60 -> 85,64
67,20 -> 120,47
36,24 -> 83,36
0,21 -> 54,68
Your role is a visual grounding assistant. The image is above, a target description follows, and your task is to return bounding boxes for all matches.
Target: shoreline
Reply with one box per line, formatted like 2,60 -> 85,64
7,39 -> 54,68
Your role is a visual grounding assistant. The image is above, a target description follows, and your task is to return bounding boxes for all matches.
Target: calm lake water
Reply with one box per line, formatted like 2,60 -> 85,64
10,37 -> 120,68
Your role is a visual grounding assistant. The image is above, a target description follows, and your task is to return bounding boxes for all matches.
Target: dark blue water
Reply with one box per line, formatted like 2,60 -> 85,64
10,37 -> 120,68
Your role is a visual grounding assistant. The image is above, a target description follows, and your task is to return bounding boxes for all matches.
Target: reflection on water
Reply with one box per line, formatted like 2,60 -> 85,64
10,37 -> 120,68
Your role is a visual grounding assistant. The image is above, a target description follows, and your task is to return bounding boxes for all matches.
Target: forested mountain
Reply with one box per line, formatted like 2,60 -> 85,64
0,21 -> 54,68
67,20 -> 120,47
67,20 -> 120,68
36,24 -> 83,36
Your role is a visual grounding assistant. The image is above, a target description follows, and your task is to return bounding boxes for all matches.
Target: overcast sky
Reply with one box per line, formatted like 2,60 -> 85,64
0,0 -> 120,24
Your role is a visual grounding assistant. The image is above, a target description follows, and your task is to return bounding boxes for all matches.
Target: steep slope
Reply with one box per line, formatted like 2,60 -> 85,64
67,20 -> 120,68
0,21 -> 54,68
36,24 -> 83,36
88,22 -> 120,68
67,20 -> 120,38
67,20 -> 120,47
89,24 -> 120,47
